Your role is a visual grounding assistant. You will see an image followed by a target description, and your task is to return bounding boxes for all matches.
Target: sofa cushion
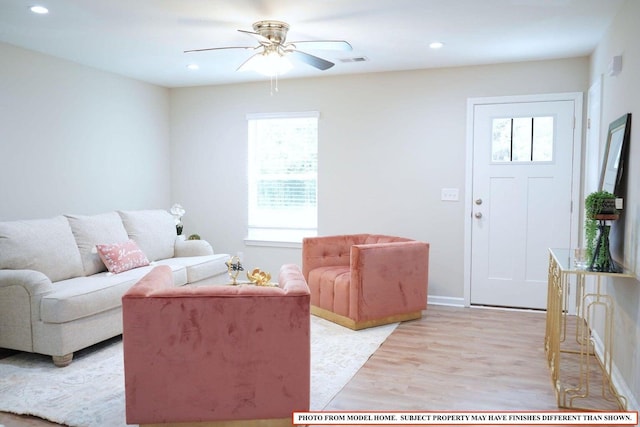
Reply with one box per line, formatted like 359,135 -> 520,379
96,240 -> 150,274
41,264 -> 188,324
155,254 -> 229,284
66,212 -> 130,276
118,210 -> 175,262
0,216 -> 83,282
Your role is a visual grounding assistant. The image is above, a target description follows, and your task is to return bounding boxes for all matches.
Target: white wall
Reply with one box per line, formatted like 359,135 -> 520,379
589,0 -> 640,409
170,57 -> 589,300
0,42 -> 171,220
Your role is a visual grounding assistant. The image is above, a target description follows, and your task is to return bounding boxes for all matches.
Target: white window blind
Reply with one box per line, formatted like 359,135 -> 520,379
247,112 -> 318,244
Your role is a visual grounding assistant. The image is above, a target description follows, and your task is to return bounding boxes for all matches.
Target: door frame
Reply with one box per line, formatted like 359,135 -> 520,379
463,92 -> 584,307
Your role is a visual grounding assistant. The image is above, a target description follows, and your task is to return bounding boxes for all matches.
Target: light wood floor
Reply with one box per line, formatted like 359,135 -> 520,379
0,305 -> 585,426
324,305 -> 558,411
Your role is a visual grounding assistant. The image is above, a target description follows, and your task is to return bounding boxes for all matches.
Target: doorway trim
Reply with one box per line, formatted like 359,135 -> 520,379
463,92 -> 584,307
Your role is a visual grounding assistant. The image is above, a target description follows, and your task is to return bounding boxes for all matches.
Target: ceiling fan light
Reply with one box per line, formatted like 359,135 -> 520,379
254,51 -> 292,77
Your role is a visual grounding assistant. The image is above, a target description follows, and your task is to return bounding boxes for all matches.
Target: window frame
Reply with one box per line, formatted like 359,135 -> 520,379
245,111 -> 319,248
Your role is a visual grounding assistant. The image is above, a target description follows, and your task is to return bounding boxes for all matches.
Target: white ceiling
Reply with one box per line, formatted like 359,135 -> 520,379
0,0 -> 624,88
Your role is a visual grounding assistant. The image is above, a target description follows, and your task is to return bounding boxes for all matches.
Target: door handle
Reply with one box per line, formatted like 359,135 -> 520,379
475,198 -> 483,205
474,212 -> 483,219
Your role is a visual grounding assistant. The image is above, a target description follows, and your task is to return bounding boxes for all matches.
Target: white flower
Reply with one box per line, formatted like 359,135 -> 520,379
170,203 -> 185,224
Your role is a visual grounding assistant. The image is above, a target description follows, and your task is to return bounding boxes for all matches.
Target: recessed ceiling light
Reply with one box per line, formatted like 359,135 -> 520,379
186,64 -> 199,71
429,41 -> 444,49
30,5 -> 49,14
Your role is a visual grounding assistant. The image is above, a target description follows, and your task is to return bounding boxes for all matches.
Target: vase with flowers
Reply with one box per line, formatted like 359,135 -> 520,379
170,204 -> 186,236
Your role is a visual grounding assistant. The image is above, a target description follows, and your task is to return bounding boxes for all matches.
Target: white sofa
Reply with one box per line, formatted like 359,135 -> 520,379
0,209 -> 229,366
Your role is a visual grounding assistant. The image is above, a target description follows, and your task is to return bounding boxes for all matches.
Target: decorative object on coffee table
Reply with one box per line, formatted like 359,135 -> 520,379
225,255 -> 244,284
247,268 -> 275,286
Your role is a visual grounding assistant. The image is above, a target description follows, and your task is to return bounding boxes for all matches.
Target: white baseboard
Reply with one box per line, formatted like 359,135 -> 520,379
427,295 -> 465,307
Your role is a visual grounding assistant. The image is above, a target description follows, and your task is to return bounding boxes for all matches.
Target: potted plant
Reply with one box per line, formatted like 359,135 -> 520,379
584,190 -> 619,272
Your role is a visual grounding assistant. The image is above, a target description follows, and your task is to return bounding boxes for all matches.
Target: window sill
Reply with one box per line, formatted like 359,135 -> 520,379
244,238 -> 302,249
245,228 -> 316,248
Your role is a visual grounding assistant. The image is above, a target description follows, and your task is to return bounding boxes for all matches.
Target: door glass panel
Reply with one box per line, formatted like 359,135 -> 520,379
532,116 -> 554,161
512,118 -> 533,162
491,118 -> 512,161
491,116 -> 554,163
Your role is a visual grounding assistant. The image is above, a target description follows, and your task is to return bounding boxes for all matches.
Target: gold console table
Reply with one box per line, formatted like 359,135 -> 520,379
545,248 -> 633,410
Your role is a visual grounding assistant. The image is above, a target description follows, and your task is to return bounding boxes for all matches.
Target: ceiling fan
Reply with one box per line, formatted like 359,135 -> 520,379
184,20 -> 352,76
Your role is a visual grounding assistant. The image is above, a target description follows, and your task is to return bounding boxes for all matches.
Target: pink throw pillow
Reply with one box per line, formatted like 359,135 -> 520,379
96,240 -> 150,274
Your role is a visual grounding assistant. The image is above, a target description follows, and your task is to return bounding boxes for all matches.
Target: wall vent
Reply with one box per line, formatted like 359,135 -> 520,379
339,57 -> 368,63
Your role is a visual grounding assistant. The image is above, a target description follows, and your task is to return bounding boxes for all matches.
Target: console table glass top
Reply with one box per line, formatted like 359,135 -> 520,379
549,248 -> 634,277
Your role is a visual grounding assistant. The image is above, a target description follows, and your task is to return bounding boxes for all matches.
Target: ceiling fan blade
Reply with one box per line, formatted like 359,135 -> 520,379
184,46 -> 255,54
236,53 -> 262,72
287,40 -> 352,51
288,50 -> 334,71
238,29 -> 271,45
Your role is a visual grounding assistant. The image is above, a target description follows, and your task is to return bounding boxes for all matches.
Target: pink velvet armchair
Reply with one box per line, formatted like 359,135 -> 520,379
122,264 -> 310,427
302,234 -> 429,330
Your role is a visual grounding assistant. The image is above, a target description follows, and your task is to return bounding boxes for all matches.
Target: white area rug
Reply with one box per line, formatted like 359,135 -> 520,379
0,316 -> 397,427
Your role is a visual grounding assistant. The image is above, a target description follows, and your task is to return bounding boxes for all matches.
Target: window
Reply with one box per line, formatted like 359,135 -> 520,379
491,116 -> 554,162
247,112 -> 318,245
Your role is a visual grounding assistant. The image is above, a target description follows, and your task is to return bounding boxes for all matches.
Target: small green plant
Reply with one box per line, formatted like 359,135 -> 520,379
585,190 -> 617,219
584,190 -> 618,271
187,234 -> 201,240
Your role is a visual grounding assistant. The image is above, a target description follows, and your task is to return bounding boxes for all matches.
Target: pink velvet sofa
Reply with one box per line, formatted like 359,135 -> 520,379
122,264 -> 310,427
302,234 -> 429,330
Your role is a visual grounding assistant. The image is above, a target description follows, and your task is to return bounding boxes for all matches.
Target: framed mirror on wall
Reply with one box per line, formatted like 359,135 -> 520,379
600,113 -> 632,196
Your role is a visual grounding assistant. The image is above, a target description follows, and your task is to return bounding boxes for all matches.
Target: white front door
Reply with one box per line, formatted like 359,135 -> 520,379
469,97 -> 581,309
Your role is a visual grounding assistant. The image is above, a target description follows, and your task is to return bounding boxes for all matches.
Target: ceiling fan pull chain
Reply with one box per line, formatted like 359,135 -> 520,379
269,72 -> 280,96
